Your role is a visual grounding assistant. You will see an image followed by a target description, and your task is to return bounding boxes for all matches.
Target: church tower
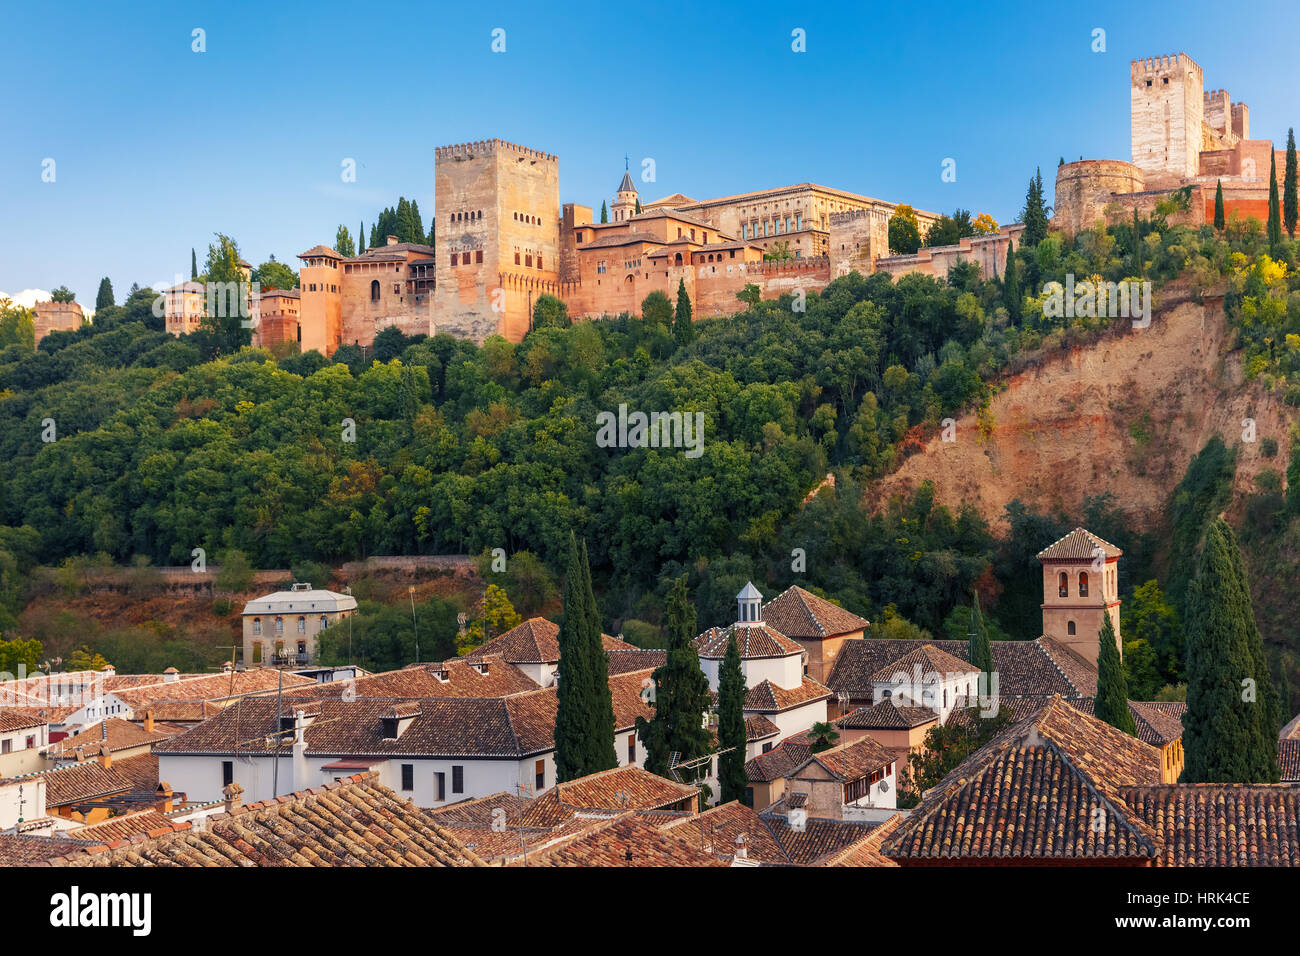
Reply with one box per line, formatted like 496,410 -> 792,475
612,161 -> 638,222
1037,528 -> 1122,665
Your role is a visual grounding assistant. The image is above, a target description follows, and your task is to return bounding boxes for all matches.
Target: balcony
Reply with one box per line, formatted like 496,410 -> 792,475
271,653 -> 309,667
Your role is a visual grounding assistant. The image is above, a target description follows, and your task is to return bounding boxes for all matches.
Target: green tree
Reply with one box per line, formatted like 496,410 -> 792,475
600,201 -> 608,224
531,293 -> 570,330
1214,179 -> 1226,231
253,257 -> 298,291
458,583 -> 522,654
554,534 -> 617,781
67,645 -> 111,671
967,590 -> 993,680
1002,241 -> 1020,322
887,205 -> 922,255
807,721 -> 840,754
215,549 -> 255,593
1182,519 -> 1281,782
0,637 -> 43,676
717,632 -> 749,802
95,278 -> 115,312
640,290 -> 673,328
49,286 -> 75,303
636,576 -> 712,779
1284,128 -> 1297,240
673,279 -> 693,346
925,209 -> 976,247
1095,614 -> 1137,734
1020,168 -> 1049,246
191,248 -> 198,280
736,283 -> 761,309
1267,151 -> 1282,253
335,225 -> 355,258
634,198 -> 642,215
199,233 -> 253,354
1122,579 -> 1182,682
0,297 -> 36,351
359,221 -> 366,254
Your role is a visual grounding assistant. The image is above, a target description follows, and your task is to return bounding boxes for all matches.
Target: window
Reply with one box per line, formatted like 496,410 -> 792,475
435,772 -> 446,801
401,764 -> 414,791
451,253 -> 458,266
297,616 -> 306,633
25,735 -> 36,749
222,761 -> 233,786
1,740 -> 10,755
476,250 -> 483,264
452,765 -> 464,794
762,742 -> 772,754
1058,572 -> 1068,598
627,734 -> 636,764
535,759 -> 545,791
525,254 -> 532,267
1067,620 -> 1077,636
515,252 -> 521,265
1079,571 -> 1089,597
370,280 -> 380,301
320,615 -> 328,630
275,617 -> 284,634
252,617 -> 261,635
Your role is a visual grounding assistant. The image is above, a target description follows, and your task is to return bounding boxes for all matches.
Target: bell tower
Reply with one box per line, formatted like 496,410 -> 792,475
1037,528 -> 1123,664
612,158 -> 639,222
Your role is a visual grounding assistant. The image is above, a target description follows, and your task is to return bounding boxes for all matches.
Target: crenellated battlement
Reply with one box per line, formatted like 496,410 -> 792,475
1130,52 -> 1202,78
435,139 -> 557,163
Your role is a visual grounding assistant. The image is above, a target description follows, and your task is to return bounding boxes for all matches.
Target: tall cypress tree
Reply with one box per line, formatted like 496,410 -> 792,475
191,248 -> 198,279
673,279 -> 693,346
554,533 -> 594,782
1020,169 -> 1048,246
1095,614 -> 1136,735
358,221 -> 365,254
600,201 -> 608,224
717,633 -> 748,804
94,277 -> 115,312
1267,151 -> 1282,253
635,198 -> 642,215
635,576 -> 711,778
1284,128 -> 1297,239
1183,519 -> 1281,782
1002,241 -> 1020,322
1213,179 -> 1226,231
579,538 -> 617,772
967,590 -> 993,678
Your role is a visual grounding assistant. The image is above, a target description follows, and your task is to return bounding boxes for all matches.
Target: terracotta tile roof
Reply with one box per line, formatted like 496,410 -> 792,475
0,705 -> 80,724
427,791 -> 533,827
759,811 -> 879,865
297,244 -> 344,259
44,774 -> 486,867
112,670 -> 316,712
868,644 -> 974,683
745,715 -> 781,741
1036,527 -> 1123,561
694,623 -> 803,660
1279,740 -> 1300,782
525,814 -> 723,867
606,648 -> 666,675
1120,784 -> 1300,866
797,736 -> 895,781
744,676 -> 831,713
1279,712 -> 1300,740
836,701 -> 937,730
290,656 -> 539,699
49,717 -> 177,759
465,617 -> 638,664
33,762 -> 134,808
825,811 -> 906,867
882,697 -> 1164,863
0,710 -> 48,733
67,810 -> 175,843
0,834 -> 93,866
578,231 -> 669,250
762,586 -> 870,639
351,242 -> 435,260
112,753 -> 160,794
661,800 -> 790,864
828,637 -> 1094,699
518,765 -> 699,828
746,738 -> 813,784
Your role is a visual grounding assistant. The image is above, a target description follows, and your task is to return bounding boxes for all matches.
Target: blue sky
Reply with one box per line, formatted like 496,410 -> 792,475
2,0 -> 1297,305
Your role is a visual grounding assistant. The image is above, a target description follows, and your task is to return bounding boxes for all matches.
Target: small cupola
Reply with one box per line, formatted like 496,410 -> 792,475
736,582 -> 763,625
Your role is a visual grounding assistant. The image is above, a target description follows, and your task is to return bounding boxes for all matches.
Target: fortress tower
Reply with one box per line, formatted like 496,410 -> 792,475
1131,53 -> 1205,183
433,139 -> 560,343
295,245 -> 344,356
1037,528 -> 1123,665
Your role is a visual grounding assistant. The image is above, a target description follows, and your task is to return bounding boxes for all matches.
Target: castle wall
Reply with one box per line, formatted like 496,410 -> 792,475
872,224 -> 1025,281
1052,160 -> 1146,234
32,301 -> 84,344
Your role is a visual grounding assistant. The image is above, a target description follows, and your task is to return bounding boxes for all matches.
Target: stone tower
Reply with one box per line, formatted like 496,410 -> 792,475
295,245 -> 344,357
433,139 -> 560,343
1037,528 -> 1122,665
612,163 -> 638,222
1130,53 -> 1204,183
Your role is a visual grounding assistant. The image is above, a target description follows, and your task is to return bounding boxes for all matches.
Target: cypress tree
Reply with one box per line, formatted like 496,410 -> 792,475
673,279 -> 693,346
717,633 -> 749,804
1267,151 -> 1282,253
94,277 -> 115,312
1214,179 -> 1226,231
600,201 -> 608,224
635,576 -> 712,779
358,221 -> 365,254
1284,128 -> 1297,240
1002,240 -> 1020,322
1020,168 -> 1048,246
635,198 -> 641,215
967,590 -> 993,678
410,199 -> 425,244
1183,519 -> 1281,782
1095,614 -> 1136,735
554,533 -> 594,782
191,248 -> 198,279
579,538 -> 617,772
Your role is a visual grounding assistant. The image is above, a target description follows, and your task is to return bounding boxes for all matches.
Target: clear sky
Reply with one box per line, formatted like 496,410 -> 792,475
3,0 -> 1297,305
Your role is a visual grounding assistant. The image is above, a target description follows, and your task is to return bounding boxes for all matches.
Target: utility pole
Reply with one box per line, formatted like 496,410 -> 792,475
409,585 -> 419,663
272,668 -> 283,798
345,585 -> 354,666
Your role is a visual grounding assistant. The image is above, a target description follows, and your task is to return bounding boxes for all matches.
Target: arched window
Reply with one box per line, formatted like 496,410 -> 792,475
1067,620 -> 1076,636
275,617 -> 284,634
1079,571 -> 1089,597
297,616 -> 306,633
1058,572 -> 1068,598
252,617 -> 261,635
370,280 -> 380,301
320,615 -> 328,630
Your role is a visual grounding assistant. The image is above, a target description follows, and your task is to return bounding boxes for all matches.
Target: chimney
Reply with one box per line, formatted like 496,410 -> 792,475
222,781 -> 243,812
99,749 -> 112,770
143,710 -> 154,734
163,667 -> 179,683
157,781 -> 174,813
734,833 -> 748,861
386,235 -> 399,246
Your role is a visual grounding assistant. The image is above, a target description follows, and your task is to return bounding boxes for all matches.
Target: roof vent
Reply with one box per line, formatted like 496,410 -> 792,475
291,582 -> 311,592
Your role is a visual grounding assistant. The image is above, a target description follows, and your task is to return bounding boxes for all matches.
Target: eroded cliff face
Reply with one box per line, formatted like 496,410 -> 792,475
871,295 -> 1288,531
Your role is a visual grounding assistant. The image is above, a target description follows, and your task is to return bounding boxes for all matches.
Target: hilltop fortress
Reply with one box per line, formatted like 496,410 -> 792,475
1054,52 -> 1286,234
170,141 -> 1024,352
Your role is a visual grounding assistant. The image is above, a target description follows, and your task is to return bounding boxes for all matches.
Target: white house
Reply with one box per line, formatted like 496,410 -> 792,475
870,644 -> 980,724
0,712 -> 50,777
241,582 -> 358,667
